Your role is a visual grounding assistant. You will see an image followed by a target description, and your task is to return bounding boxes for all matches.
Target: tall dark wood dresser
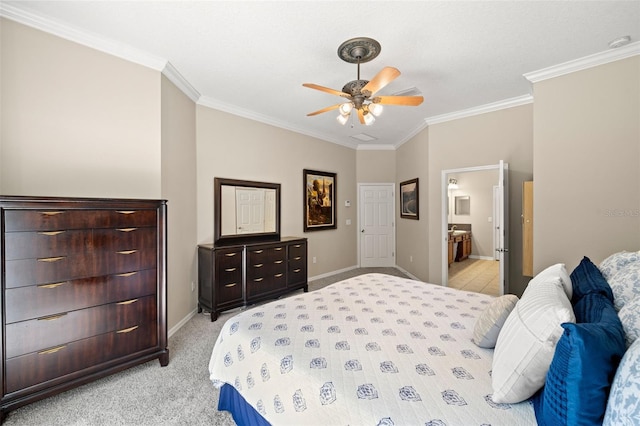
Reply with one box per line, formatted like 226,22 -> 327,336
0,196 -> 168,421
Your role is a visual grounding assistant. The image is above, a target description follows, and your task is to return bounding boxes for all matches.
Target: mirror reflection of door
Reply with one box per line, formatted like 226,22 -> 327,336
236,189 -> 265,234
442,162 -> 508,297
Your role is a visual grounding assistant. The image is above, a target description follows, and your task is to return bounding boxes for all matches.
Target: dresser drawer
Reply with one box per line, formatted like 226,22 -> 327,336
108,247 -> 157,274
5,269 -> 157,323
5,254 -> 95,289
288,241 -> 306,260
4,230 -> 90,261
215,249 -> 243,304
5,295 -> 157,359
3,209 -> 157,232
5,320 -> 158,394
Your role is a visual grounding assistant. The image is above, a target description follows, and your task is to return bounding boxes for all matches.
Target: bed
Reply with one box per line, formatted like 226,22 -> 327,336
209,253 -> 640,426
208,273 -> 536,425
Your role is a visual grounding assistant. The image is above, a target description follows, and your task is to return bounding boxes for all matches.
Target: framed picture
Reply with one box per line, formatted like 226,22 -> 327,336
304,169 -> 337,231
400,178 -> 419,219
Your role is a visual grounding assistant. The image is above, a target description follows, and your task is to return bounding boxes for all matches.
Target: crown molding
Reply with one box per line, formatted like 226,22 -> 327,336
356,144 -> 396,151
524,41 -> 640,83
425,94 -> 533,126
162,62 -> 200,103
197,96 -> 357,150
0,3 -> 167,71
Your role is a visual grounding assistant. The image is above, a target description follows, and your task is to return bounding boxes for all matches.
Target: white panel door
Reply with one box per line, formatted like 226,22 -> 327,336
359,184 -> 395,267
497,160 -> 509,295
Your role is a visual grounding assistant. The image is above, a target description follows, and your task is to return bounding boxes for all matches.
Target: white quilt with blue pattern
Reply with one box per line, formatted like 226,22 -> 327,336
209,273 -> 536,425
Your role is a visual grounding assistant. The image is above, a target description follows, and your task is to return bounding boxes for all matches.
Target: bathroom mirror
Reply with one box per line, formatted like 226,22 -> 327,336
214,177 -> 281,245
455,195 -> 470,215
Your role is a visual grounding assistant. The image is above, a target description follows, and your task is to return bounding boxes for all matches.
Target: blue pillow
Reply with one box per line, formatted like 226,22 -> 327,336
533,294 -> 625,425
573,291 -> 612,324
570,256 -> 614,305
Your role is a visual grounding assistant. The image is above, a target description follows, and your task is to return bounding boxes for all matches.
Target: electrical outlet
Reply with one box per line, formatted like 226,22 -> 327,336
191,281 -> 195,292
313,256 -> 317,264
410,255 -> 413,262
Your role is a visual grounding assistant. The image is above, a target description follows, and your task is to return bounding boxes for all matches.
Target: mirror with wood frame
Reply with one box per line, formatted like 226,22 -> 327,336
214,177 -> 281,245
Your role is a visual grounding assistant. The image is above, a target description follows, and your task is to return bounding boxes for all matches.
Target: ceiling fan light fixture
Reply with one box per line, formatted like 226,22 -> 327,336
363,113 -> 375,126
339,102 -> 354,115
336,113 -> 349,125
368,103 -> 383,117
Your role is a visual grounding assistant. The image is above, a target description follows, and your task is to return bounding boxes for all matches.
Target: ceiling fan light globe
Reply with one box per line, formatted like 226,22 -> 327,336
339,102 -> 354,115
368,103 -> 383,117
363,113 -> 375,126
336,114 -> 349,125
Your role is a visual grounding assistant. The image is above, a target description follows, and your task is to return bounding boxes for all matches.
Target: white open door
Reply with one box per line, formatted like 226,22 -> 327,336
359,184 -> 395,267
496,160 -> 509,295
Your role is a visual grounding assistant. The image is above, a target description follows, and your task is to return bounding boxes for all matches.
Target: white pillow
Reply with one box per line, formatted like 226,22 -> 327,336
618,296 -> 640,348
608,260 -> 640,311
599,250 -> 640,280
603,338 -> 640,425
491,276 -> 575,404
472,294 -> 519,349
529,263 -> 573,300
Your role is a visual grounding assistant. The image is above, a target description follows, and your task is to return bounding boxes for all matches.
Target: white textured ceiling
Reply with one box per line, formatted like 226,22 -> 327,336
3,1 -> 640,149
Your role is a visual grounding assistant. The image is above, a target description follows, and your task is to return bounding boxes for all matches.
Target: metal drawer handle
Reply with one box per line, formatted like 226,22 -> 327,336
225,252 -> 238,257
274,273 -> 283,278
117,299 -> 138,305
39,345 -> 66,355
225,267 -> 237,272
37,282 -> 65,289
117,250 -> 138,255
253,250 -> 264,254
116,271 -> 138,277
225,283 -> 237,288
254,263 -> 264,268
274,260 -> 283,264
38,230 -> 65,236
293,244 -> 302,248
38,313 -> 67,321
253,278 -> 264,282
38,256 -> 66,263
117,211 -> 136,215
41,211 -> 64,216
294,256 -> 301,260
274,247 -> 283,251
117,325 -> 139,334
117,228 -> 138,232
293,268 -> 301,273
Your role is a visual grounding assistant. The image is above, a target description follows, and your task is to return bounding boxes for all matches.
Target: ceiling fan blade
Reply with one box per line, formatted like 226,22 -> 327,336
307,104 -> 342,116
374,95 -> 424,106
357,108 -> 365,124
303,83 -> 350,98
361,67 -> 401,97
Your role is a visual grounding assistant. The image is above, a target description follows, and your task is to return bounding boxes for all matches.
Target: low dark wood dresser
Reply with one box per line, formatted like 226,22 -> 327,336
198,237 -> 308,321
0,195 -> 168,422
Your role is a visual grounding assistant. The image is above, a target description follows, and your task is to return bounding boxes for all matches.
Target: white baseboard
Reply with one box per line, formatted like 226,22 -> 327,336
308,265 -> 359,282
394,264 -> 420,281
168,308 -> 198,338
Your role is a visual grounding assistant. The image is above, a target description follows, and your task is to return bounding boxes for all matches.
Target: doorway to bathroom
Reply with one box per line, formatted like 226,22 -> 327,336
441,161 -> 509,296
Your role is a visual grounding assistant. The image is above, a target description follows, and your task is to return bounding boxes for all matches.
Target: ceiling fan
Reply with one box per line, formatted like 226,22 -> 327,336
303,37 -> 424,126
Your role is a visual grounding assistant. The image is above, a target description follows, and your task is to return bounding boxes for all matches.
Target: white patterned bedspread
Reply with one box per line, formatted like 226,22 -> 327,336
209,273 -> 536,425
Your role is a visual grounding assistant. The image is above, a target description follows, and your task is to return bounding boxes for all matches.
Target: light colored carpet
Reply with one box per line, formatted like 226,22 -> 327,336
4,267 -> 407,425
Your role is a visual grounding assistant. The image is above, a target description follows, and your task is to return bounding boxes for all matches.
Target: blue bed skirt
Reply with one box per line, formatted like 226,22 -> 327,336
218,383 -> 271,426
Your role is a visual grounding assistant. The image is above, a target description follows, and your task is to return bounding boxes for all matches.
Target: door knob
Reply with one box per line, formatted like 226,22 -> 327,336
361,229 -> 365,233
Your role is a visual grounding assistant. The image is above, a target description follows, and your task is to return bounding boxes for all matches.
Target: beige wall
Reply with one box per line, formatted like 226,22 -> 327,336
396,131 -> 430,279
196,106 -> 358,278
426,105 -> 534,296
533,56 -> 640,272
0,19 -> 161,198
0,20 -> 197,332
161,75 -> 198,331
356,149 -> 396,183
